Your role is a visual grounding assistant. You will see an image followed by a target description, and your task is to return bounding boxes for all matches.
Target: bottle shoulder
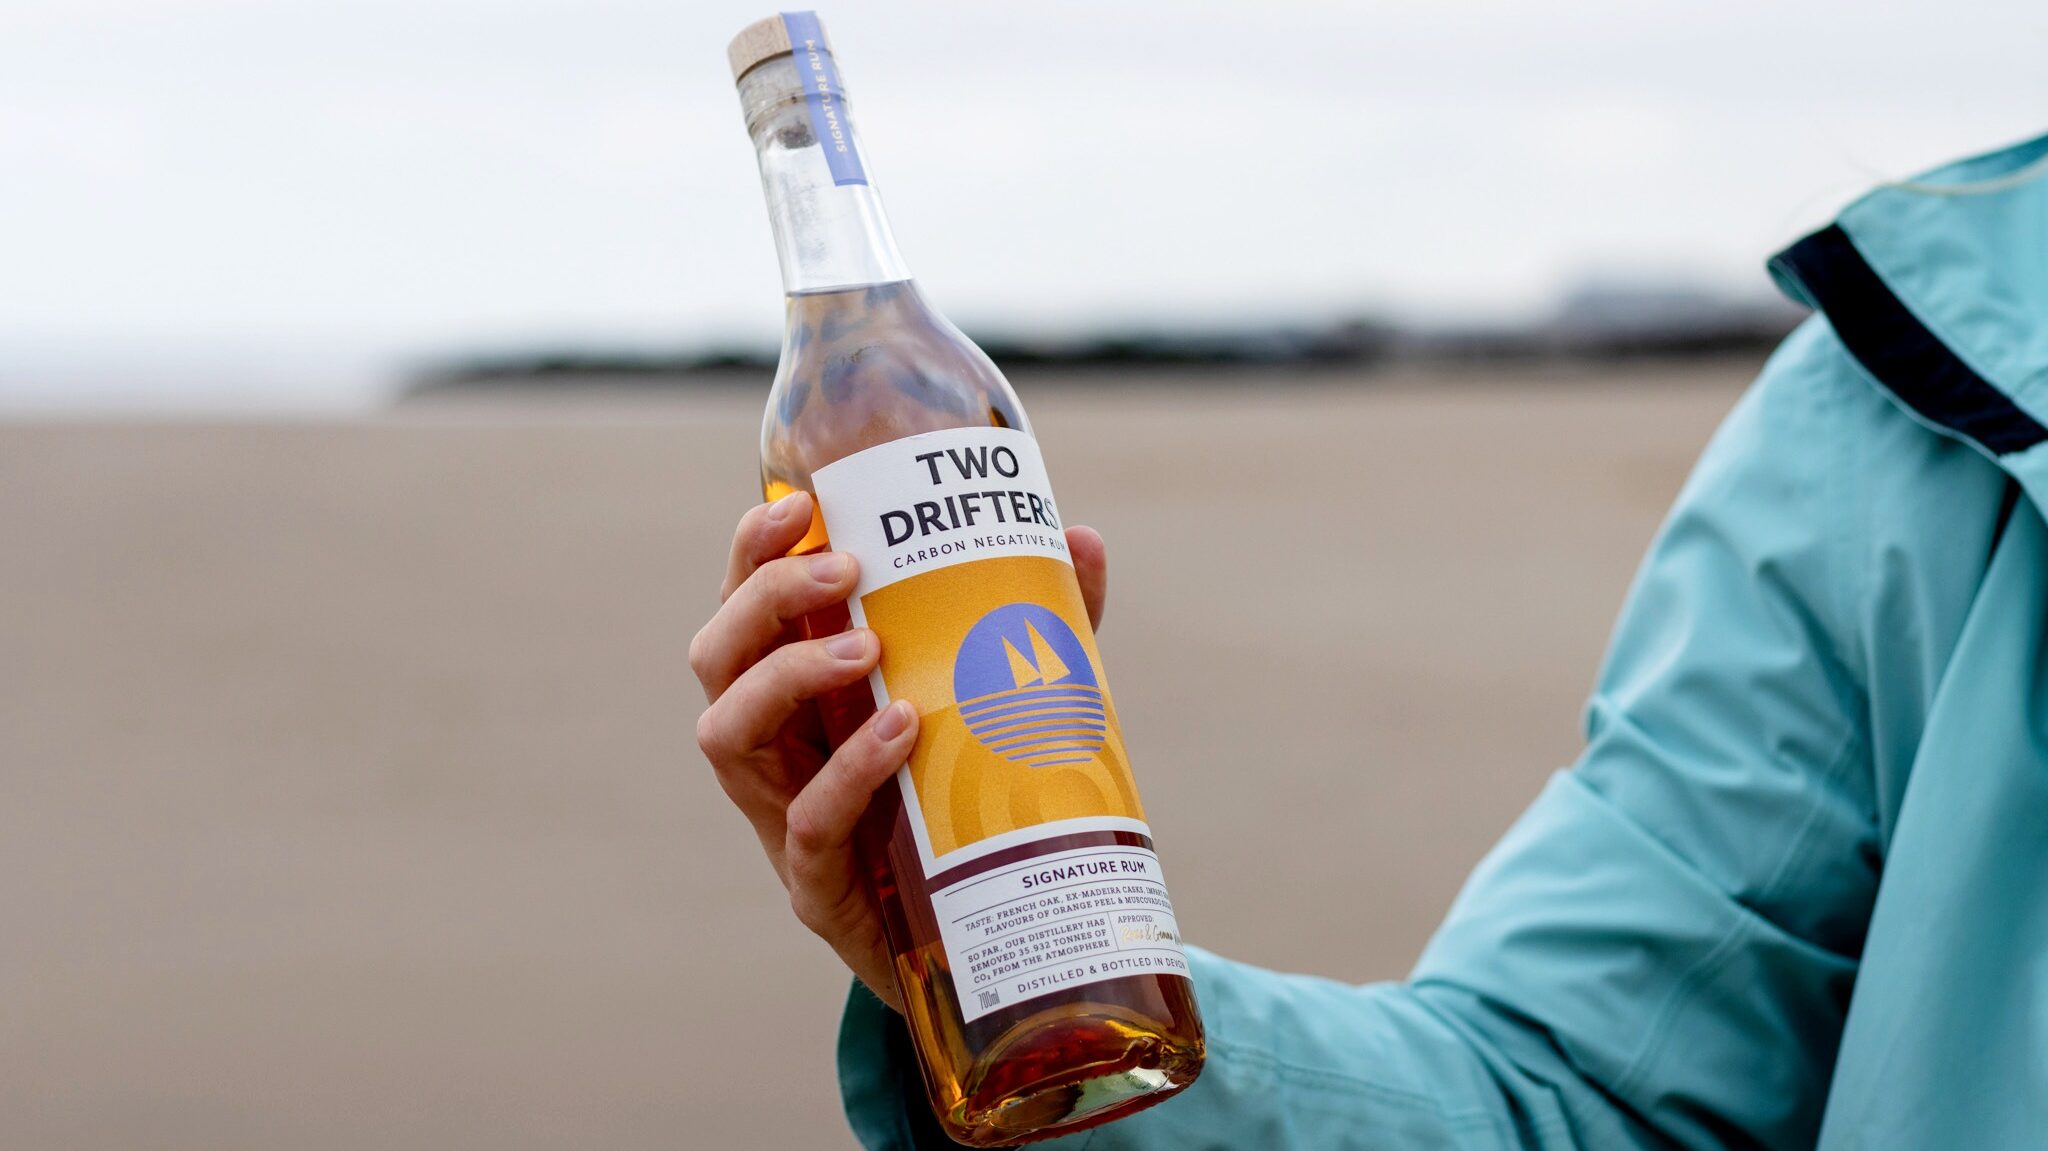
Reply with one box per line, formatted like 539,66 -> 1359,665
762,282 -> 1029,491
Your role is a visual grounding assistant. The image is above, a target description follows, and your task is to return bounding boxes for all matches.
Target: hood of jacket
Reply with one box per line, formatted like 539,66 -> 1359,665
1769,132 -> 2048,493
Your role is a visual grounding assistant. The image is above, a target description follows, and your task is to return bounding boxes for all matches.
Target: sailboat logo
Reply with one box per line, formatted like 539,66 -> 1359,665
951,603 -> 1108,768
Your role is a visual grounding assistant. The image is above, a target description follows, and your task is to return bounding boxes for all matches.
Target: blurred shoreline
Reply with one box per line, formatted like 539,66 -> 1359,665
405,284 -> 1802,397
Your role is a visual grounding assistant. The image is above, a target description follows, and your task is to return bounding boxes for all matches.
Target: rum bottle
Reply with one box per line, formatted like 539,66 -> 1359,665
727,13 -> 1205,1144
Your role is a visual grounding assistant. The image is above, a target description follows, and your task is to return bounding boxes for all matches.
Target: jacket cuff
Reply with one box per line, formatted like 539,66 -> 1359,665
837,980 -> 926,1150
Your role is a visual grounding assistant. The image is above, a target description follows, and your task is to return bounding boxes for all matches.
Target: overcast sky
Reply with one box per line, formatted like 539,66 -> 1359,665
2,0 -> 2043,409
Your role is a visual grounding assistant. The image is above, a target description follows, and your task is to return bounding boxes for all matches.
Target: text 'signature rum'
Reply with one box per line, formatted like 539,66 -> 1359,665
727,13 -> 1204,1145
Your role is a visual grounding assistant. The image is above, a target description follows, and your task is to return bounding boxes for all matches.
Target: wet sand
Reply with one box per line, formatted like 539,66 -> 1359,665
0,362 -> 1750,1148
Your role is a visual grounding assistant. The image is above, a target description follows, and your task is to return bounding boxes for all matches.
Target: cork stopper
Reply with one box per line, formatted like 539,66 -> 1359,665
728,14 -> 819,84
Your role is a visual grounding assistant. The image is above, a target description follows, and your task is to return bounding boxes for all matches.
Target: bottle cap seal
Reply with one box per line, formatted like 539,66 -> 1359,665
728,14 -> 822,84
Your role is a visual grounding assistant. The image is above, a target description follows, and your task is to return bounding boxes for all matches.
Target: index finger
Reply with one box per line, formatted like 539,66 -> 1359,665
724,490 -> 815,601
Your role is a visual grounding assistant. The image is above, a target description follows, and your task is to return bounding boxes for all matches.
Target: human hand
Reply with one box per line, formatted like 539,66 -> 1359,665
691,490 -> 1108,1009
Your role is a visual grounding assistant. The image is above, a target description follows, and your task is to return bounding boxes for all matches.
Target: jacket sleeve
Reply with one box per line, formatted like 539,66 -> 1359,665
836,319 -> 1988,1150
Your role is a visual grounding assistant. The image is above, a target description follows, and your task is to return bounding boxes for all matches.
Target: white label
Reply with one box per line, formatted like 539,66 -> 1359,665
934,843 -> 1188,1023
814,426 -> 1073,602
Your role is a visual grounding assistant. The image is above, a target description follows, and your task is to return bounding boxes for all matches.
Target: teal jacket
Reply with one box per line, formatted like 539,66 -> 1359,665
838,133 -> 2048,1150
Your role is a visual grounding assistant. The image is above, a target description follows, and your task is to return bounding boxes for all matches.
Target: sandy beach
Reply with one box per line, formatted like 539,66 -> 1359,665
0,362 -> 1751,1148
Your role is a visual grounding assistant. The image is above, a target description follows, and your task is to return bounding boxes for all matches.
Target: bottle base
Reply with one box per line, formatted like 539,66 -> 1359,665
938,1007 -> 1205,1147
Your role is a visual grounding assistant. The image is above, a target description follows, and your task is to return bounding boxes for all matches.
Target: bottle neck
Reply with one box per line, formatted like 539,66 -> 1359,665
739,51 -> 910,296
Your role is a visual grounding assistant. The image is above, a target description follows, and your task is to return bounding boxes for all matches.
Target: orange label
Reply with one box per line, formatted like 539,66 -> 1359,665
862,555 -> 1142,858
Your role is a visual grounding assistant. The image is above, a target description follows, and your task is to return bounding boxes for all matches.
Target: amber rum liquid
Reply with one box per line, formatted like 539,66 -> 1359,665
730,14 -> 1203,1145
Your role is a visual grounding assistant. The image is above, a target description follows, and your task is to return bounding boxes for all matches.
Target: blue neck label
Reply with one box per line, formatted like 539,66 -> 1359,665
780,11 -> 868,186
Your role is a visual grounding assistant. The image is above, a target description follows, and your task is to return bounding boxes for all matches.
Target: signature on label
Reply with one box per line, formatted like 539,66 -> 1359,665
1118,920 -> 1179,946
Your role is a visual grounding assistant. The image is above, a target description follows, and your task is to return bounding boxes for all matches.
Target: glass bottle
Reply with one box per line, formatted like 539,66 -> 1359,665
729,13 -> 1204,1145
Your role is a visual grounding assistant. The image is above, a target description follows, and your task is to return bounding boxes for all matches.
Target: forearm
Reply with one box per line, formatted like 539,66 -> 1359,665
836,319 -> 1964,1150
840,945 -> 1651,1151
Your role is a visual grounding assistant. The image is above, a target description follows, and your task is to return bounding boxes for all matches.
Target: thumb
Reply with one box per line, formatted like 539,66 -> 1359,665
1065,525 -> 1108,630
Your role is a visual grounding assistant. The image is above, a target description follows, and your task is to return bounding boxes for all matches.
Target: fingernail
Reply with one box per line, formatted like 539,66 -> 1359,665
768,490 -> 807,522
825,630 -> 871,660
874,700 -> 913,741
809,552 -> 851,582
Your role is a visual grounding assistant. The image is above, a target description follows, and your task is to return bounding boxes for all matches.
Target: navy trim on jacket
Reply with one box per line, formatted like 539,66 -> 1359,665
1772,224 -> 2048,457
